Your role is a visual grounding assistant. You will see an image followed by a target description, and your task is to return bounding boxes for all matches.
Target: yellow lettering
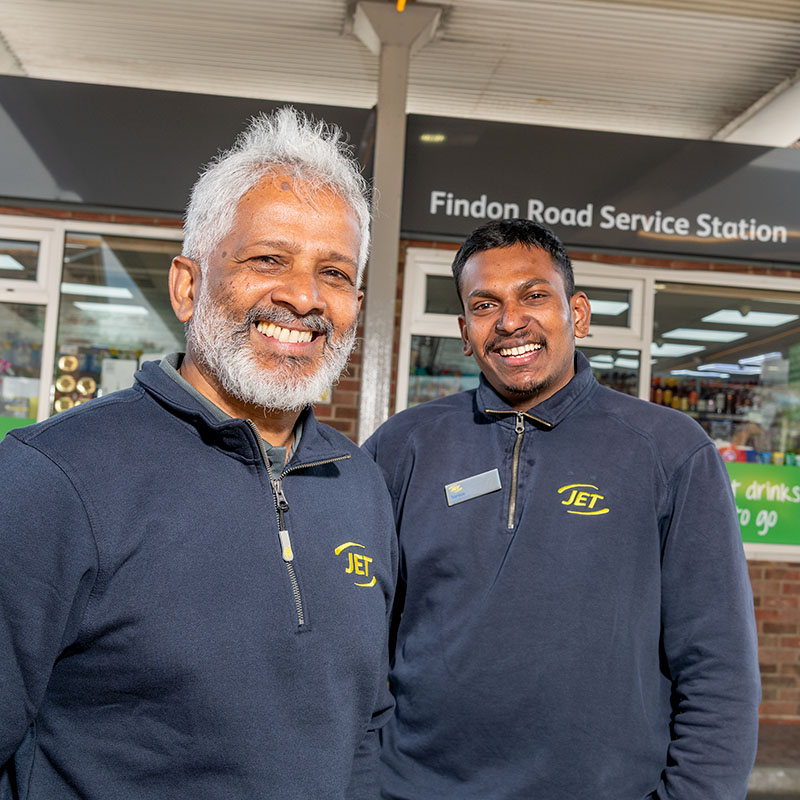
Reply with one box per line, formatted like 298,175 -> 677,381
574,492 -> 590,507
362,556 -> 373,577
587,493 -> 603,508
562,489 -> 579,505
346,552 -> 355,574
353,554 -> 366,575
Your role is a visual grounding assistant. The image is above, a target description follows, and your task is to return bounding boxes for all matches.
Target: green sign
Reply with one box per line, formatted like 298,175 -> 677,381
726,462 -> 800,545
0,415 -> 36,440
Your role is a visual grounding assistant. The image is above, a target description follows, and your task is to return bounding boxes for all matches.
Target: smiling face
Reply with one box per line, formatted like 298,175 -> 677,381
458,243 -> 590,411
170,173 -> 363,416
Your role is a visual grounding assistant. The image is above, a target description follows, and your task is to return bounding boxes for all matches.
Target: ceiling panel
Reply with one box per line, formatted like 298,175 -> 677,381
1,0 -> 799,142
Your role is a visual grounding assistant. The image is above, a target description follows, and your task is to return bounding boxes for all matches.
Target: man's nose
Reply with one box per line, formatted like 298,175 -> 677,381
270,267 -> 325,317
495,302 -> 530,334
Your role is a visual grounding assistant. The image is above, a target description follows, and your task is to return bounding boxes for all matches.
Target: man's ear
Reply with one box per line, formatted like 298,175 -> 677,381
458,315 -> 473,357
571,291 -> 592,340
169,256 -> 202,323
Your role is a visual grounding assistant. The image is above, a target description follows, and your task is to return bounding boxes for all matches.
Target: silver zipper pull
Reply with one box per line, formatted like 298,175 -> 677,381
278,529 -> 294,562
515,412 -> 525,435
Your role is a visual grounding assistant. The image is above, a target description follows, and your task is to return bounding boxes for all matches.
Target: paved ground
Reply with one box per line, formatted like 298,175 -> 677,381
747,722 -> 800,799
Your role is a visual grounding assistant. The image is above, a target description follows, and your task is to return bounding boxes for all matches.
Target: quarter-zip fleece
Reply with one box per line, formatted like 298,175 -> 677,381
364,352 -> 760,800
0,360 -> 397,800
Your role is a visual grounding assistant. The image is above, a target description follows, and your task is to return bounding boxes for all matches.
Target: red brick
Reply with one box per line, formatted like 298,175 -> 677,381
759,700 -> 799,716
767,568 -> 800,581
764,596 -> 800,610
751,580 -> 782,596
334,379 -> 361,394
781,637 -> 800,649
764,622 -> 799,635
784,584 -> 800,596
334,406 -> 359,419
762,675 -> 797,688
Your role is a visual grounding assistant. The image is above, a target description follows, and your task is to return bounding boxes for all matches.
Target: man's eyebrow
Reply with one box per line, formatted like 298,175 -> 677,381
465,277 -> 554,301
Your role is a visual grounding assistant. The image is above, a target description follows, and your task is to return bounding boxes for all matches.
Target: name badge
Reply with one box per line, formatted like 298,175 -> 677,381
444,468 -> 502,506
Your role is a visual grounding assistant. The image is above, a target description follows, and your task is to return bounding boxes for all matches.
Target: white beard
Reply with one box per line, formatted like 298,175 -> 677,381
186,285 -> 357,413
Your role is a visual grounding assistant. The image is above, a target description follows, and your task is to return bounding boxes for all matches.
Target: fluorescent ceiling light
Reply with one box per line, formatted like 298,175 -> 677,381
663,327 -> 747,343
589,355 -> 614,366
73,301 -> 148,316
618,349 -> 639,356
419,133 -> 446,143
0,254 -> 25,271
62,282 -> 133,299
651,343 -> 706,358
702,309 -> 799,327
589,300 -> 629,316
697,362 -> 761,375
739,351 -> 782,365
671,369 -> 730,378
615,358 -> 639,369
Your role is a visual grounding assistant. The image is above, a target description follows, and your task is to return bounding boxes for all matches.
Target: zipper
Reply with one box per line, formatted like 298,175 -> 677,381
245,420 -> 349,628
507,412 -> 525,529
484,408 -> 552,530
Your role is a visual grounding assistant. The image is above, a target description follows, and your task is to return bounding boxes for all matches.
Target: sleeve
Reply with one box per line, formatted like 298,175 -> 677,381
0,434 -> 98,766
347,445 -> 399,799
655,442 -> 761,800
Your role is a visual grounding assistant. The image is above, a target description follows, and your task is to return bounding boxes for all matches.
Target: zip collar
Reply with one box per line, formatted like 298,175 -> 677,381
134,359 -> 351,466
477,351 -> 598,429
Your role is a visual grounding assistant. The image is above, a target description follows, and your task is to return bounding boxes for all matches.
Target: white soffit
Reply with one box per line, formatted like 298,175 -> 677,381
0,0 -> 799,143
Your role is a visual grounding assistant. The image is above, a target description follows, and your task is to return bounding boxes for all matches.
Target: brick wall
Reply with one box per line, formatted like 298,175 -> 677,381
750,561 -> 800,721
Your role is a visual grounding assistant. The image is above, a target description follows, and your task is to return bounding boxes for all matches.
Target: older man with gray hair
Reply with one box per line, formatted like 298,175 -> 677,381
0,108 -> 396,800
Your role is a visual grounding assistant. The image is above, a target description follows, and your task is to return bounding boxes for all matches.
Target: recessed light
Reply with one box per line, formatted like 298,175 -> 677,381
702,309 -> 799,327
0,254 -> 25,271
651,343 -> 706,357
73,301 -> 148,316
662,328 -> 747,343
589,300 -> 629,316
62,283 -> 133,299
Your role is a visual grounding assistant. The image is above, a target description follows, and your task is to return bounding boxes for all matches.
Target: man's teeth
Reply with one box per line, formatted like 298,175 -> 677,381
499,343 -> 542,357
255,321 -> 313,343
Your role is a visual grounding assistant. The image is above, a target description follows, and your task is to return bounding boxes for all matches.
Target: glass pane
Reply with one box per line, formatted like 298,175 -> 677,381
579,346 -> 640,396
53,232 -> 184,414
577,285 -> 631,328
408,334 -> 480,406
652,282 -> 800,461
0,302 -> 44,438
0,238 -> 39,282
424,275 -> 462,315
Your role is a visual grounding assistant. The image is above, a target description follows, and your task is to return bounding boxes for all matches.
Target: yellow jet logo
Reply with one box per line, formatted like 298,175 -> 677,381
558,483 -> 610,515
334,542 -> 376,587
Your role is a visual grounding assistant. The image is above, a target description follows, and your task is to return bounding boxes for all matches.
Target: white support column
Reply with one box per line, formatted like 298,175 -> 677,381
353,1 -> 441,443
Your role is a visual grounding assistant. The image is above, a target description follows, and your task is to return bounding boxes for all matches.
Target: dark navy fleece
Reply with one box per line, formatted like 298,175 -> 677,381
365,352 -> 760,800
0,360 -> 396,800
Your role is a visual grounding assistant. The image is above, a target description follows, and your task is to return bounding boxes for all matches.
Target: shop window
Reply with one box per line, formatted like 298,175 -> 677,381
408,334 -> 480,407
424,275 -> 462,315
651,282 -> 800,463
0,238 -> 39,282
581,346 -> 640,397
576,285 -> 631,329
0,302 -> 45,437
52,232 -> 184,413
